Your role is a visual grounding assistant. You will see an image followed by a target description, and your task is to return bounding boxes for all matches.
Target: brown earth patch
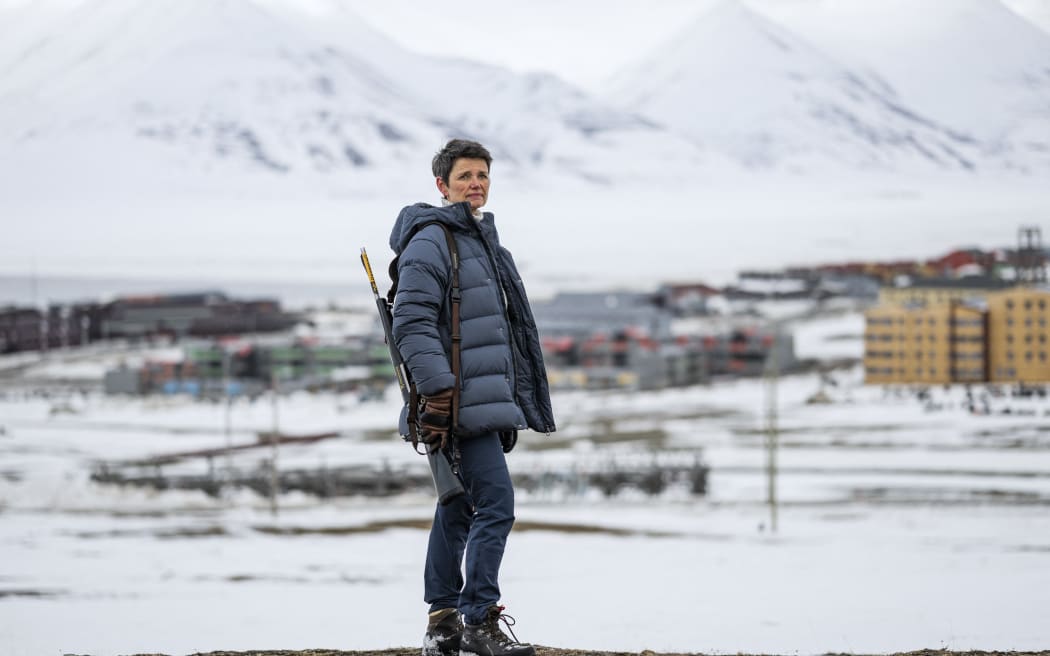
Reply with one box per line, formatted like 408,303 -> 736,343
119,649 -> 1050,656
251,519 -> 679,538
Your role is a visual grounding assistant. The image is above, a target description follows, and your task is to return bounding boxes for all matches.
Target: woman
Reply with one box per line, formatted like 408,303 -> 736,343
389,138 -> 556,656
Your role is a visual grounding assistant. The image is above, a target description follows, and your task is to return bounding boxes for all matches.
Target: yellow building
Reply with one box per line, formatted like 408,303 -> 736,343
865,286 -> 1050,385
865,300 -> 970,386
987,287 -> 1050,383
863,304 -> 908,384
949,303 -> 987,383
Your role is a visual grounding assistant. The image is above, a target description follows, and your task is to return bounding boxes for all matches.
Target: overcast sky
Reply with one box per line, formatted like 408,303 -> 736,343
347,0 -> 708,91
346,0 -> 1050,91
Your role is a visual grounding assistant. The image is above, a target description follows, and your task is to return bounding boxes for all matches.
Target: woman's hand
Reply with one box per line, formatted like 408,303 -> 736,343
419,388 -> 454,452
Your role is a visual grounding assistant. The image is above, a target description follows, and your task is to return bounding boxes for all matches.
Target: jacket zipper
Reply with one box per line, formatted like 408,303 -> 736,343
473,221 -> 520,404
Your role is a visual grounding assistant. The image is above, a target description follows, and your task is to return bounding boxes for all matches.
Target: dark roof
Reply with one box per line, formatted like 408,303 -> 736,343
893,276 -> 1015,291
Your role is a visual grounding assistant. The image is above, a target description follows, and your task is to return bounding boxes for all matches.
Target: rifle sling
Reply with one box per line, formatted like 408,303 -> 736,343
391,221 -> 462,447
435,223 -> 462,435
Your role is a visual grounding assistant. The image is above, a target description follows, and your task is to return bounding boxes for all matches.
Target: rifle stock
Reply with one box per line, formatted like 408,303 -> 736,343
360,248 -> 465,504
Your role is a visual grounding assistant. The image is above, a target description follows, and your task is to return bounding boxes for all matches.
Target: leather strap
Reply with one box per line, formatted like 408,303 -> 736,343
432,223 -> 462,435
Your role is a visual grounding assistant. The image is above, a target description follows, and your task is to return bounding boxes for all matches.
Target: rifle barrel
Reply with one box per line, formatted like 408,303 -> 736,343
360,248 -> 380,297
359,245 -> 464,504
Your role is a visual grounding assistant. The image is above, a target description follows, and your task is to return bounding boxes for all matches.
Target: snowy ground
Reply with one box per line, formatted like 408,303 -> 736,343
3,323 -> 1050,656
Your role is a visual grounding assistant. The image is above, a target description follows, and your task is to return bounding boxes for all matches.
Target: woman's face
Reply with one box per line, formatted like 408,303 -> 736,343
436,157 -> 490,210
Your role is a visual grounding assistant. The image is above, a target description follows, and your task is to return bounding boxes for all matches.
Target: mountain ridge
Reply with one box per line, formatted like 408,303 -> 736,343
602,0 -> 1018,173
0,0 -> 698,183
1,0 -> 1047,183
752,0 -> 1050,171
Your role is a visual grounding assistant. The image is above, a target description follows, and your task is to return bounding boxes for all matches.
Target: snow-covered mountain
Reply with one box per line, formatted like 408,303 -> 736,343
604,0 -> 988,172
761,0 -> 1050,174
1,0 -> 1048,186
0,0 -> 699,185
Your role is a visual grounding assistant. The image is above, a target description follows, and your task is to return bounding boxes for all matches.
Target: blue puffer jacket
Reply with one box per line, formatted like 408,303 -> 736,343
389,201 -> 556,438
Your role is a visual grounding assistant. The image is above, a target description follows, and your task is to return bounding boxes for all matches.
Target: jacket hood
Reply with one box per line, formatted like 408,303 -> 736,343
390,202 -> 487,255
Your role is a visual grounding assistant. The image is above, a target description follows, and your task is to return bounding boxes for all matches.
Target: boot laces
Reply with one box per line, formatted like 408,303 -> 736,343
487,605 -> 521,645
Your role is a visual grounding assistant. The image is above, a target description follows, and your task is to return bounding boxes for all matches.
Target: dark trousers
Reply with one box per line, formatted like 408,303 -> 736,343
424,432 -> 515,626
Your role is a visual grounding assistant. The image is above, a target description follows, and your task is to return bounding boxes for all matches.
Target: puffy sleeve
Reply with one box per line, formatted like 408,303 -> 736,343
391,227 -> 456,395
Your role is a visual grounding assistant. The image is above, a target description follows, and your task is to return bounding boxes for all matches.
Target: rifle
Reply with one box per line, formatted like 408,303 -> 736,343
360,247 -> 465,505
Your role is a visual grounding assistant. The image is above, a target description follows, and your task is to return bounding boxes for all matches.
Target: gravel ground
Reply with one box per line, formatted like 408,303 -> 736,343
113,649 -> 1050,656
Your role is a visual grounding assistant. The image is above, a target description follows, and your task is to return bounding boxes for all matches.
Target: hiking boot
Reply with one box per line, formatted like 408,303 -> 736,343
423,607 -> 464,656
459,605 -> 535,656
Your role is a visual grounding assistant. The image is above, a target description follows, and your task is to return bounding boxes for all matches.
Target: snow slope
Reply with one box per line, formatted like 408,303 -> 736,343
5,0 -> 1049,184
760,0 -> 1050,173
605,0 -> 988,172
0,0 -> 699,185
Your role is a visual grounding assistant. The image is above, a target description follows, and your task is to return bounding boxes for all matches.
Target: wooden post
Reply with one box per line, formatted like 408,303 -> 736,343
222,349 -> 233,480
269,370 -> 280,517
764,326 -> 780,533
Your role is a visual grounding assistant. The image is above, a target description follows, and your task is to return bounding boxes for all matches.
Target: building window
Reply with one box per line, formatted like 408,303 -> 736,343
1007,334 -> 1014,343
1026,352 -> 1033,361
1007,351 -> 1014,360
1040,352 -> 1047,362
1026,334 -> 1033,344
1006,299 -> 1014,310
1024,300 -> 1032,310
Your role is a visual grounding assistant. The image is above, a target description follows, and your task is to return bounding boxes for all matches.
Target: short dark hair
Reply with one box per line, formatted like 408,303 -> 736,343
431,139 -> 492,184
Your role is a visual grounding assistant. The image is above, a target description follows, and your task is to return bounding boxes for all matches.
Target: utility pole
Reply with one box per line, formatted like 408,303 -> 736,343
268,369 -> 280,517
764,325 -> 780,533
30,256 -> 38,311
39,312 -> 49,356
222,348 -> 234,483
